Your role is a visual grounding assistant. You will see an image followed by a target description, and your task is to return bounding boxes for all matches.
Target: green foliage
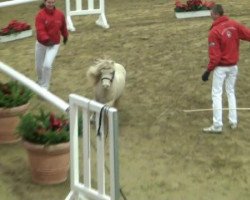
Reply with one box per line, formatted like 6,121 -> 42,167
17,109 -> 69,145
0,80 -> 33,108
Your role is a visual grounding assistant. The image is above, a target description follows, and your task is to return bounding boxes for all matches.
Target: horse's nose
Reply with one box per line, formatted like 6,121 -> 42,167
102,80 -> 110,89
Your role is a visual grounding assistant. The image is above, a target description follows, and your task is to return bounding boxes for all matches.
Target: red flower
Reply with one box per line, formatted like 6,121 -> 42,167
175,0 -> 188,11
175,0 -> 215,12
49,113 -> 68,132
187,0 -> 202,7
0,20 -> 31,36
202,1 -> 215,9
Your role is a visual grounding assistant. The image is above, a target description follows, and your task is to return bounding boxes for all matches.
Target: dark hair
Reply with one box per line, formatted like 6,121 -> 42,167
212,4 -> 224,16
39,3 -> 45,8
39,0 -> 46,8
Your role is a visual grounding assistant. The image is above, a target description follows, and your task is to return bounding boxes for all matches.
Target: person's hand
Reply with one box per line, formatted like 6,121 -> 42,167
202,70 -> 210,82
63,37 -> 68,45
44,40 -> 54,47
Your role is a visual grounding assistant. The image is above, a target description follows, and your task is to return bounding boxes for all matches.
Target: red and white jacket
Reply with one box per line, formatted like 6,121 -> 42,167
207,16 -> 250,71
35,7 -> 68,45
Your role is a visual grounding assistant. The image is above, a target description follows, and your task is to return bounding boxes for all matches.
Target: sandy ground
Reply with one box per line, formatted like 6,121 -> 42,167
1,0 -> 250,199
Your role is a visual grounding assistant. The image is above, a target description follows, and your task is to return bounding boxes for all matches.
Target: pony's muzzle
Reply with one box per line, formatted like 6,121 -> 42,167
102,79 -> 111,89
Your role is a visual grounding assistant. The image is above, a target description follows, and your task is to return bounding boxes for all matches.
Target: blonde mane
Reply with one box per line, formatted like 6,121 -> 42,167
87,59 -> 115,85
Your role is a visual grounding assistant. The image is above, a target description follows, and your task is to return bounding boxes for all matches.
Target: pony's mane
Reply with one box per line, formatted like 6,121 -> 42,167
87,58 -> 115,85
93,58 -> 115,70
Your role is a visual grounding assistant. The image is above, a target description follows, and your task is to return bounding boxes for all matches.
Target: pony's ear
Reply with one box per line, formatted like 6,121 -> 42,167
94,58 -> 100,63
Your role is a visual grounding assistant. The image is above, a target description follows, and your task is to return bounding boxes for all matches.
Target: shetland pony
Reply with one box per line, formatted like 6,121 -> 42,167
87,59 -> 126,107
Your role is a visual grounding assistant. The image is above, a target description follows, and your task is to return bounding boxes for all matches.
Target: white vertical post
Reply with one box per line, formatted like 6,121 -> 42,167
96,112 -> 106,195
99,0 -> 104,11
95,0 -> 109,28
66,0 -> 76,31
76,0 -> 82,10
88,0 -> 93,10
83,108 -> 91,187
69,101 -> 80,194
108,110 -> 120,200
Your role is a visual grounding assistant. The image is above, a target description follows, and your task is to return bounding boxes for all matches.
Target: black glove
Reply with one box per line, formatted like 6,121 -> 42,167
44,40 -> 54,47
202,70 -> 210,82
63,37 -> 68,45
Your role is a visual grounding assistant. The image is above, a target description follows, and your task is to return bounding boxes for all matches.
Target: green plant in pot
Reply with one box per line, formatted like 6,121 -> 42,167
17,109 -> 70,185
0,80 -> 33,144
18,109 -> 69,145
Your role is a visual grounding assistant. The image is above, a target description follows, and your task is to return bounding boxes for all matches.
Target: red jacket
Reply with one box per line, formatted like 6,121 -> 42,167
35,7 -> 68,45
207,16 -> 250,71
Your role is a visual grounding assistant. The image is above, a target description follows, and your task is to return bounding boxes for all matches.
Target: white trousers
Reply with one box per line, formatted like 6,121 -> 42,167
35,41 -> 60,89
212,65 -> 238,127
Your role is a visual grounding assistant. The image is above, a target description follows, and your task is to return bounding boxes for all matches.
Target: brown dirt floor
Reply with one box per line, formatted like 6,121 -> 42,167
1,0 -> 250,199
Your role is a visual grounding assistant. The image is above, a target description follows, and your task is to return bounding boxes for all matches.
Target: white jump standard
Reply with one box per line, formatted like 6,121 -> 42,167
0,0 -> 109,32
65,0 -> 109,31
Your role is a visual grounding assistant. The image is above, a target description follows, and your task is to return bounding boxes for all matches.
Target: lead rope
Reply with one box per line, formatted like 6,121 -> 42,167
97,105 -> 107,137
96,105 -> 128,200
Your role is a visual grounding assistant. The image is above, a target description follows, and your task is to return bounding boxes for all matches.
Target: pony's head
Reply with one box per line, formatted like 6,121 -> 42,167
100,66 -> 115,89
87,59 -> 115,89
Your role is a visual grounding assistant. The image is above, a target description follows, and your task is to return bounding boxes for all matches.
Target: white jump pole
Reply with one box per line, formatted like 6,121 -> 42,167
0,61 -> 69,112
0,0 -> 37,8
183,108 -> 250,113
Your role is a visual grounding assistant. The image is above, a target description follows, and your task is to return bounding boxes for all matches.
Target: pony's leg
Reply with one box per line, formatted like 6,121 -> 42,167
114,97 -> 121,108
106,100 -> 115,107
90,112 -> 96,124
90,97 -> 99,124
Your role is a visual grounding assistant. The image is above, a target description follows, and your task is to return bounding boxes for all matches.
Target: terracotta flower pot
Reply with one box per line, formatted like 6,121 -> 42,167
0,103 -> 29,144
22,140 -> 70,185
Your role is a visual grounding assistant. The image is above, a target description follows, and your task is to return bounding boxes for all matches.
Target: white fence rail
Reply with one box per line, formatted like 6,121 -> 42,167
66,94 -> 119,200
0,61 -> 69,112
0,0 -> 109,31
0,61 -> 119,200
0,0 -> 36,8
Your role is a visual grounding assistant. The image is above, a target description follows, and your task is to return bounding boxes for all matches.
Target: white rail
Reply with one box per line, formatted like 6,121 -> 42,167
0,0 -> 37,8
0,61 -> 69,112
66,94 -> 120,200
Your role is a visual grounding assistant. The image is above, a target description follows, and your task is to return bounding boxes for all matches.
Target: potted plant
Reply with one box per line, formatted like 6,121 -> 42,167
175,0 -> 215,19
17,109 -> 70,185
0,20 -> 32,43
0,80 -> 32,144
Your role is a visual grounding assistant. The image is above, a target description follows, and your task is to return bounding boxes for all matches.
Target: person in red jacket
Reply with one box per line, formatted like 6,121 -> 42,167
35,0 -> 68,90
202,4 -> 250,133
